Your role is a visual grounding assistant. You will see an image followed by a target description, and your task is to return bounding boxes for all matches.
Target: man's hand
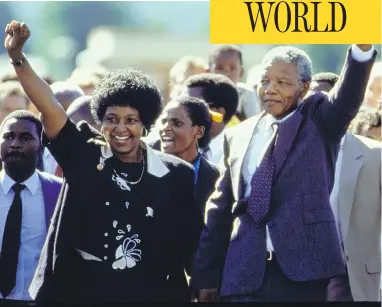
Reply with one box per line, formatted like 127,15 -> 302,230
4,20 -> 30,60
198,288 -> 219,302
356,44 -> 372,52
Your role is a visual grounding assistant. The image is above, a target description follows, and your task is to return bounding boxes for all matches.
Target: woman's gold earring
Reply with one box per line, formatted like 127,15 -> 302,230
142,128 -> 148,137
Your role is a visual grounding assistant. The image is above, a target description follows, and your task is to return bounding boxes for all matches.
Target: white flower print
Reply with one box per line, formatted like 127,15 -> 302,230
112,222 -> 142,270
112,237 -> 142,270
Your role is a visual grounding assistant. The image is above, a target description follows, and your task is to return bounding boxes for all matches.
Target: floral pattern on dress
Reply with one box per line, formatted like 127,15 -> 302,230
111,221 -> 142,270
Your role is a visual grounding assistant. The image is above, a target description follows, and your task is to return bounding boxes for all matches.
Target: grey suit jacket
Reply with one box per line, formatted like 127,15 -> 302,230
338,133 -> 381,301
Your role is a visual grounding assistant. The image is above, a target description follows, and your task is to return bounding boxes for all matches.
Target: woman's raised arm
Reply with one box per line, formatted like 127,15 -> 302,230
4,20 -> 68,139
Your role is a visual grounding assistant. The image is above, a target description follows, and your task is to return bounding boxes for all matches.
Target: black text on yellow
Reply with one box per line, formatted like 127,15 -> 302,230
244,1 -> 347,33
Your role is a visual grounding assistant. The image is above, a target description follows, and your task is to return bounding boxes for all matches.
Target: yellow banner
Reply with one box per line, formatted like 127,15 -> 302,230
210,0 -> 381,44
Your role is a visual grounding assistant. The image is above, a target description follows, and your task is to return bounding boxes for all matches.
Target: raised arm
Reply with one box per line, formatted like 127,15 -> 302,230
4,21 -> 67,139
314,44 -> 377,141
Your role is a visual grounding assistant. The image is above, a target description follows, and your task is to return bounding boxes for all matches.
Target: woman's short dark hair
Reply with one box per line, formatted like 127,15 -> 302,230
184,73 -> 239,124
91,68 -> 164,131
172,95 -> 212,149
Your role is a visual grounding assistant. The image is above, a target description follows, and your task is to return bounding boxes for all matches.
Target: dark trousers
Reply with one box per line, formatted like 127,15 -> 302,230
221,254 -> 329,302
327,274 -> 354,301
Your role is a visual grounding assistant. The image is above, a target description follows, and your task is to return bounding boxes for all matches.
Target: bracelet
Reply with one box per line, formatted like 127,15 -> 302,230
10,56 -> 26,67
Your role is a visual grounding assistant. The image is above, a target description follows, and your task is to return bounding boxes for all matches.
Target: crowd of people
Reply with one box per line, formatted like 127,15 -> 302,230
0,20 -> 381,303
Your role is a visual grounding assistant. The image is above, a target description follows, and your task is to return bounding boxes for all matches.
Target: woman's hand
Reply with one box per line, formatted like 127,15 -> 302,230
3,20 -> 68,140
4,20 -> 30,60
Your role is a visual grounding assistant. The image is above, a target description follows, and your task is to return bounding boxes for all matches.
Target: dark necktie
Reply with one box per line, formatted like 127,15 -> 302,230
0,183 -> 25,298
247,124 -> 278,223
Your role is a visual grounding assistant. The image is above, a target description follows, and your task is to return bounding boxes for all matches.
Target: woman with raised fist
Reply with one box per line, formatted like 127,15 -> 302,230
4,20 -> 203,303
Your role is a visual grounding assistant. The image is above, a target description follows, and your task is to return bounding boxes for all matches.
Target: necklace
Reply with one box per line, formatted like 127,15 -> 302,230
112,150 -> 145,189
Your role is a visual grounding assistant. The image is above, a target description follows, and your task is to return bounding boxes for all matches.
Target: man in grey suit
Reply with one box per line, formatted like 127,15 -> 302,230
191,44 -> 377,302
310,74 -> 381,301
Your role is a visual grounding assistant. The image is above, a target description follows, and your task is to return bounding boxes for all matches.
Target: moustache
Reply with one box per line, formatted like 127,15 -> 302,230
6,151 -> 26,159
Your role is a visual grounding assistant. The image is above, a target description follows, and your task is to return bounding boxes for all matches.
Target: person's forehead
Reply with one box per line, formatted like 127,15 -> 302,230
214,51 -> 241,62
105,105 -> 140,117
2,118 -> 37,133
262,60 -> 298,76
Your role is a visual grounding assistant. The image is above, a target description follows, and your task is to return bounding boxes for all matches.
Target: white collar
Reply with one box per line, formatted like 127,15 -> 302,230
100,140 -> 169,178
207,128 -> 225,155
263,109 -> 297,129
43,148 -> 51,158
0,169 -> 40,196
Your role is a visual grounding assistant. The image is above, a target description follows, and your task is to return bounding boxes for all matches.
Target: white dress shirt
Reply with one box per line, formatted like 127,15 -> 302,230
329,136 -> 346,257
203,129 -> 225,165
0,170 -> 46,301
242,111 -> 296,251
42,148 -> 58,175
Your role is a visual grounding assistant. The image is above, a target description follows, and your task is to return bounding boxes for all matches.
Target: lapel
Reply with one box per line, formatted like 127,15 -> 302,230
196,157 -> 214,204
273,110 -> 303,180
100,139 -> 169,178
231,112 -> 265,200
99,139 -> 171,222
338,133 -> 363,242
195,158 -> 206,202
38,171 -> 56,231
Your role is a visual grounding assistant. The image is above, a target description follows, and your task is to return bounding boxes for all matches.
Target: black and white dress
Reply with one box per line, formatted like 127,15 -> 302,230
29,119 -> 203,303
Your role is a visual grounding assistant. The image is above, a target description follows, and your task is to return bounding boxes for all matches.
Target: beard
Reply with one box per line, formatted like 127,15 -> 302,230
3,152 -> 37,174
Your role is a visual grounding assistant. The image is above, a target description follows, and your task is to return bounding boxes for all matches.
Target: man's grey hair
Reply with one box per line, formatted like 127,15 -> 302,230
262,46 -> 313,83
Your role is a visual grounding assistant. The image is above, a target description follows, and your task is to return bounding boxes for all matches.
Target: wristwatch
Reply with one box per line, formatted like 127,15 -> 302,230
10,56 -> 26,66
